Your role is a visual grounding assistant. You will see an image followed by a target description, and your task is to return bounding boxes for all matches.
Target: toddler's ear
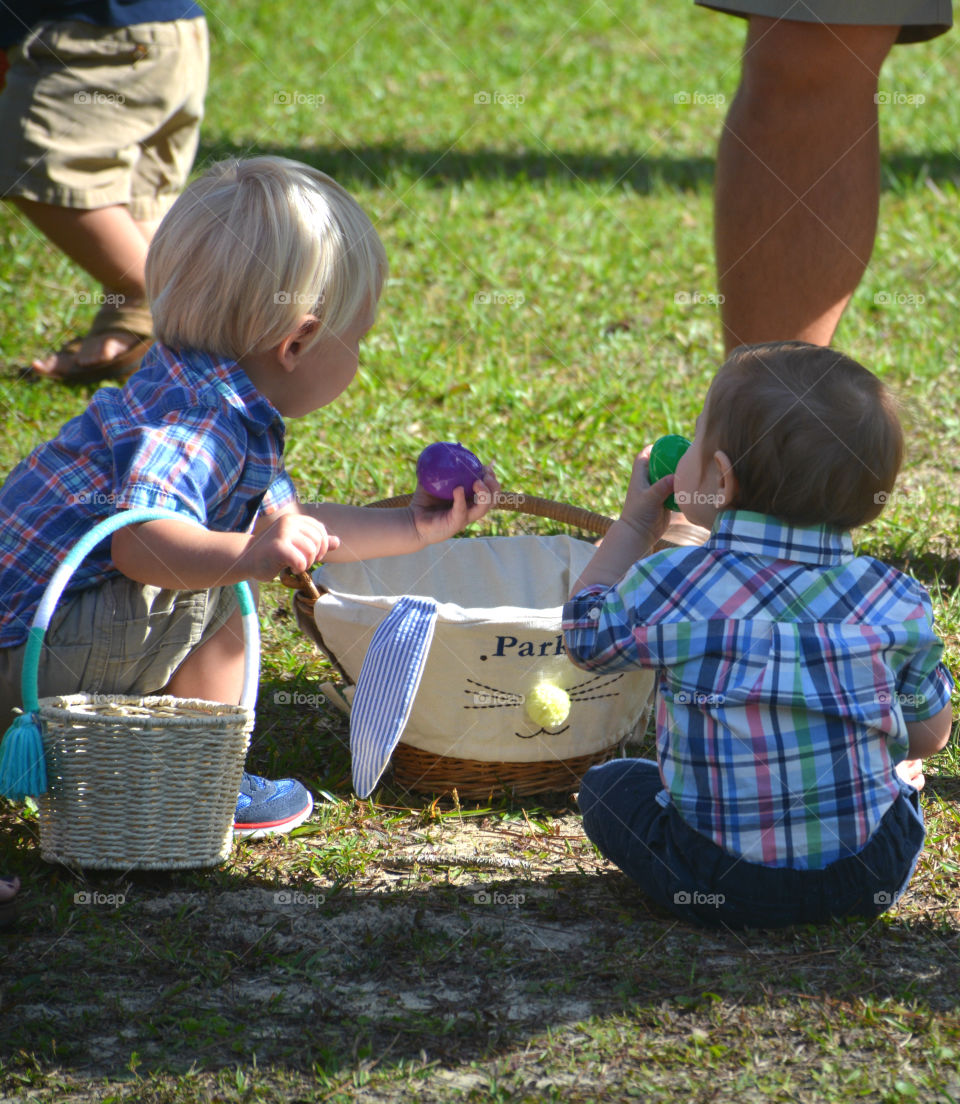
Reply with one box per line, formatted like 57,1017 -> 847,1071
713,449 -> 739,509
277,315 -> 320,371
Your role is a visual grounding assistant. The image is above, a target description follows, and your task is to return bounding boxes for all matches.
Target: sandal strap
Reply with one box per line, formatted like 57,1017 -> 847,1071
88,300 -> 154,342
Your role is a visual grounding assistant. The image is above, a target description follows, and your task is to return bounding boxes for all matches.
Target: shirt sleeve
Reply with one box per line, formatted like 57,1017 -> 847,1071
563,555 -> 677,671
895,591 -> 955,722
110,407 -> 247,524
262,473 -> 298,514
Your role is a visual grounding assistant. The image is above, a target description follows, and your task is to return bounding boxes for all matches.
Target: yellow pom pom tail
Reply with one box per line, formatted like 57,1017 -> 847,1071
526,683 -> 571,729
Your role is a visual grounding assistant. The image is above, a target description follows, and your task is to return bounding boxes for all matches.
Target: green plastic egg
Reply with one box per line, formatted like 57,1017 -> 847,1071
648,434 -> 691,512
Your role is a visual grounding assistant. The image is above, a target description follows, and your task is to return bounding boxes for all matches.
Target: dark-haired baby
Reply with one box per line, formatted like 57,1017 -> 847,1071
564,341 -> 953,929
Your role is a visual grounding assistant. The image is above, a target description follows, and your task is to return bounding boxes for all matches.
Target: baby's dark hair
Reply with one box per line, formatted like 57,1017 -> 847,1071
701,342 -> 903,529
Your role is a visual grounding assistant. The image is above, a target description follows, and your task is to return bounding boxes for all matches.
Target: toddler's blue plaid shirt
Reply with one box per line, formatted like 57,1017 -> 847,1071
563,510 -> 953,869
0,344 -> 296,646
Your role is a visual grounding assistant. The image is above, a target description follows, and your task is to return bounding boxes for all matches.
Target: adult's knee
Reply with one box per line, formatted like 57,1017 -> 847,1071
737,17 -> 899,108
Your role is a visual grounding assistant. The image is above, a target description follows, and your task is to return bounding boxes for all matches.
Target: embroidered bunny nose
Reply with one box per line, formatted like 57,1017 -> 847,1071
526,683 -> 571,729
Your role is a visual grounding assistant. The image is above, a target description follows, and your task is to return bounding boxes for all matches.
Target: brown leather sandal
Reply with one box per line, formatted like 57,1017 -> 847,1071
31,300 -> 154,382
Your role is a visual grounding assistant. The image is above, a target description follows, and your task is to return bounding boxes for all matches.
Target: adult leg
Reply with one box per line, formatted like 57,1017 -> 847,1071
715,18 -> 899,351
13,199 -> 154,376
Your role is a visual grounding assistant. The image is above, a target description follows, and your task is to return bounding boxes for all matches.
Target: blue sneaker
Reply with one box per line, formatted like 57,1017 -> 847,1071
234,772 -> 314,838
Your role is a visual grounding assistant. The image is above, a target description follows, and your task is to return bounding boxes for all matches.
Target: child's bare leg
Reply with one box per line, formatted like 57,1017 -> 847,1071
164,585 -> 257,704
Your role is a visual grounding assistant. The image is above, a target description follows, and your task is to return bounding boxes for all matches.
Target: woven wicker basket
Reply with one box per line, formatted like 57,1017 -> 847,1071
38,695 -> 253,869
21,509 -> 260,869
286,492 -> 650,800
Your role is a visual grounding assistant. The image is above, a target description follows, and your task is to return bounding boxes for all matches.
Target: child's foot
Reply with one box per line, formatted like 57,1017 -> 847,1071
0,875 -> 20,929
896,758 -> 925,791
233,772 -> 314,838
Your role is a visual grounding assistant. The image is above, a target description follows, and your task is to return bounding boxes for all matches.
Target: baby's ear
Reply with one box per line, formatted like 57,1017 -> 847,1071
277,315 -> 320,371
713,449 -> 739,508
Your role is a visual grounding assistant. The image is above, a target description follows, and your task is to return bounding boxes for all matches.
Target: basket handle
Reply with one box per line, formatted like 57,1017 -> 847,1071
20,508 -> 260,712
279,491 -> 615,598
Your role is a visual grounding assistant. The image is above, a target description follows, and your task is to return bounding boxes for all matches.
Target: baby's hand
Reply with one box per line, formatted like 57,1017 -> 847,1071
243,513 -> 339,580
896,758 -> 926,791
620,448 -> 674,544
411,465 -> 501,544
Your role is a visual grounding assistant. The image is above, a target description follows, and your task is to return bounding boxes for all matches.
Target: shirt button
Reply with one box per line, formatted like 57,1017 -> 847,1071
588,607 -> 600,620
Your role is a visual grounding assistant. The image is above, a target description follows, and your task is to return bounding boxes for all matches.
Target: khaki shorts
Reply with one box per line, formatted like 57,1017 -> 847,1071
695,0 -> 952,44
0,17 -> 208,219
0,575 -> 238,726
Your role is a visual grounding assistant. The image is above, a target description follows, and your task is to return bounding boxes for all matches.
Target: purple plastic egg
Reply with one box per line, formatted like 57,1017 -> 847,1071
416,441 -> 485,499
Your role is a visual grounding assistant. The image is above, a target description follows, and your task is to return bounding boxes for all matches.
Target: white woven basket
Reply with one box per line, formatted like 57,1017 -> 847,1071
16,509 -> 260,869
38,695 -> 253,869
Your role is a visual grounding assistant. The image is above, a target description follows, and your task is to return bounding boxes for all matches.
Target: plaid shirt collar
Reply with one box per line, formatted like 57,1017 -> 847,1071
151,344 -> 285,439
708,509 -> 855,566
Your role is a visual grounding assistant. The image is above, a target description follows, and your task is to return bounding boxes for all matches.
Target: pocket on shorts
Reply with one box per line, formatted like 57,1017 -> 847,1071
22,22 -> 156,70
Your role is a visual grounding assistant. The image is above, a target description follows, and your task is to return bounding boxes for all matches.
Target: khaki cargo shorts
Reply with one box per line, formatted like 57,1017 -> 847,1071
0,575 -> 238,727
0,17 -> 208,219
695,0 -> 952,44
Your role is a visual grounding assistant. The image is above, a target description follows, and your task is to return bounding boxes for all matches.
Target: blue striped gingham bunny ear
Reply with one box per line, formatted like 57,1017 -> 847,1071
349,596 -> 438,798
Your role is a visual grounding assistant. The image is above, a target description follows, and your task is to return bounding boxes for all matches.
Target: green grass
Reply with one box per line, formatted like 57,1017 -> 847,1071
3,2 -> 960,1101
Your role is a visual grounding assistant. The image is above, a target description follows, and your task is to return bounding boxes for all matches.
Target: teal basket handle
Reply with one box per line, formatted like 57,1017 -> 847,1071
20,508 -> 260,712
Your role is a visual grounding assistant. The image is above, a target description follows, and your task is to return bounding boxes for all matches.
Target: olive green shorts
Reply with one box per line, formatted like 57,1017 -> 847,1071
0,17 -> 208,219
695,0 -> 952,44
0,575 -> 238,726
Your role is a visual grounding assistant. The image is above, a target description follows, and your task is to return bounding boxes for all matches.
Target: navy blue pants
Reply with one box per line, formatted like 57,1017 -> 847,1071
579,759 -> 925,929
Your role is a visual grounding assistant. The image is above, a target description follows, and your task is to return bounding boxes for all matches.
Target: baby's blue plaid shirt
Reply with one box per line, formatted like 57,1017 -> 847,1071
563,510 -> 953,869
0,344 -> 297,647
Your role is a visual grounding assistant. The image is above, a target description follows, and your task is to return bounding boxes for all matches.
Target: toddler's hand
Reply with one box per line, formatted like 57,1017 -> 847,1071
243,513 -> 339,580
411,464 -> 501,543
620,448 -> 673,545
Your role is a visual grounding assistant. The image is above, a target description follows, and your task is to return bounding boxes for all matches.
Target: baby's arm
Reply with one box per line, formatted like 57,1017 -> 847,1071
905,702 -> 952,760
112,512 -> 337,588
570,450 -> 674,596
897,702 -> 953,790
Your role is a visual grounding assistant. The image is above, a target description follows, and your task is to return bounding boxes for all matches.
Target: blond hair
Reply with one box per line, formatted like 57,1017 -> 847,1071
146,156 -> 388,359
702,342 -> 903,529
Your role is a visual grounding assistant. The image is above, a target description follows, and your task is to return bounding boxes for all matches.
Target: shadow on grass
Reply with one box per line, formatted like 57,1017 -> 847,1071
1,818 -> 959,1083
196,140 -> 960,194
1,671 -> 958,1084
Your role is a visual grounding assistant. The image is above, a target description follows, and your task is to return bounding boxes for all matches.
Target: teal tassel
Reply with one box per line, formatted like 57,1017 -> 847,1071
0,713 -> 47,800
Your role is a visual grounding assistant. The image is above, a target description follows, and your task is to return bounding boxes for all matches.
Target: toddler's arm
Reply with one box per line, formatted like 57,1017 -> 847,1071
294,467 -> 500,562
112,512 -> 338,588
570,450 -> 674,596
